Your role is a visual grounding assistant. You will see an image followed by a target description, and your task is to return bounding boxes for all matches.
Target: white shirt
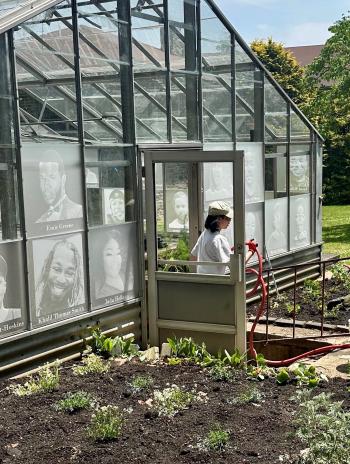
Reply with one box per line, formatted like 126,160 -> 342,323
191,229 -> 232,275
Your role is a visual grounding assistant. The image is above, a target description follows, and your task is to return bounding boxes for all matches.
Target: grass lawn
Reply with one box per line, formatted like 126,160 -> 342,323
322,205 -> 350,258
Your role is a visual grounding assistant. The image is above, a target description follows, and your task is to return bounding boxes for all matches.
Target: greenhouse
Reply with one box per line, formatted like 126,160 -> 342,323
0,0 -> 323,370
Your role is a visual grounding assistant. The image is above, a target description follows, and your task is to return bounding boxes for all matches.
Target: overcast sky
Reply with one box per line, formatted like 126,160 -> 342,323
214,0 -> 349,46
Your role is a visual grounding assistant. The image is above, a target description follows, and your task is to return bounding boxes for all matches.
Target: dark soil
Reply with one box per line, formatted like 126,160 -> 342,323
248,278 -> 350,327
0,359 -> 349,464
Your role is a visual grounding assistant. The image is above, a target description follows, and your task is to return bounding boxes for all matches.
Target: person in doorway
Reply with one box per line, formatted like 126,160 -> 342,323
36,150 -> 83,223
190,201 -> 233,274
0,255 -> 21,324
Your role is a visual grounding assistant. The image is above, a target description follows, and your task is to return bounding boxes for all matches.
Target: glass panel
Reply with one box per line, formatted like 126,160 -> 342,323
237,142 -> 264,204
131,3 -> 165,71
265,79 -> 288,142
15,0 -> 78,140
291,110 -> 311,140
21,142 -> 84,238
290,144 -> 311,195
265,198 -> 288,256
134,72 -> 168,142
236,42 -> 263,142
89,223 -> 139,310
290,194 -> 311,250
245,203 -> 263,261
29,232 -> 87,327
265,145 -> 287,200
171,73 -> 199,141
168,0 -> 198,72
0,241 -> 27,338
315,141 -> 322,242
85,146 -> 136,227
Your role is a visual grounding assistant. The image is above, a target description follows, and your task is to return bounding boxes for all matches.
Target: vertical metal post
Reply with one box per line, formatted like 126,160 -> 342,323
321,261 -> 326,336
71,0 -> 91,311
231,33 -> 236,143
287,102 -> 291,251
163,0 -> 172,143
196,0 -> 203,142
253,69 -> 264,142
266,270 -> 270,342
293,267 -> 297,339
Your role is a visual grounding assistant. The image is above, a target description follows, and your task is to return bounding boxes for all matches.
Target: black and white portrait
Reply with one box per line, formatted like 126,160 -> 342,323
89,224 -> 138,309
31,234 -> 86,326
167,190 -> 189,232
265,198 -> 288,256
103,188 -> 125,225
245,204 -> 263,257
0,241 -> 26,336
237,143 -> 264,204
290,154 -> 310,193
21,143 -> 84,237
203,162 -> 233,203
290,195 -> 310,249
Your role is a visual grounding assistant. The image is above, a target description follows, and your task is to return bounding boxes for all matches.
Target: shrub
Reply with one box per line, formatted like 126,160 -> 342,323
54,391 -> 95,413
293,390 -> 350,464
9,362 -> 60,396
87,405 -> 124,441
72,354 -> 110,376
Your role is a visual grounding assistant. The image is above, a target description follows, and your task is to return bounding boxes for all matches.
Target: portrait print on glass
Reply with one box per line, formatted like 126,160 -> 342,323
203,162 -> 233,204
245,204 -> 263,260
0,241 -> 26,337
89,224 -> 139,310
103,188 -> 125,225
21,143 -> 84,237
237,143 -> 264,204
30,233 -> 86,327
265,198 -> 288,256
166,190 -> 189,232
290,154 -> 310,194
290,195 -> 311,250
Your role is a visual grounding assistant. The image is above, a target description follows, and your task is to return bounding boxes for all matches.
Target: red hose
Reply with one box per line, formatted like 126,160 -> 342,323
245,240 -> 350,367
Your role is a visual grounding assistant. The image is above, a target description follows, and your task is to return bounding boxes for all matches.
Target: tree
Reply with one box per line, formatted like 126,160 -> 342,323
251,38 -> 308,106
305,15 -> 350,204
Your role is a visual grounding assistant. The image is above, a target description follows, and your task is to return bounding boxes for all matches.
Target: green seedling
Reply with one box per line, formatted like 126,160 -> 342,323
152,385 -> 196,417
230,386 -> 264,405
9,362 -> 60,396
209,364 -> 234,382
201,424 -> 230,452
54,391 -> 95,413
72,354 -> 110,376
128,375 -> 153,393
291,363 -> 322,388
276,368 -> 290,385
90,328 -> 139,359
87,405 -> 124,441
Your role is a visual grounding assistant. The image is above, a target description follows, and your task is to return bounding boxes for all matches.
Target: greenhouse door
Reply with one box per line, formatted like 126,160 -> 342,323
143,149 -> 246,353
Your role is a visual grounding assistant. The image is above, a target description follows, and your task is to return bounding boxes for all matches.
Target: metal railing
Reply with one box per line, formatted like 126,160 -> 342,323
250,256 -> 350,343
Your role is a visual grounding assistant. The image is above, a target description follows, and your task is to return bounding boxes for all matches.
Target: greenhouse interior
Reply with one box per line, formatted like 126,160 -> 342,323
0,0 -> 323,370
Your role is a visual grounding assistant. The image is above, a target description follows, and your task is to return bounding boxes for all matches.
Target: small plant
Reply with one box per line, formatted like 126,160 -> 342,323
271,292 -> 288,310
222,349 -> 245,369
209,364 -> 234,382
292,389 -> 350,464
285,302 -> 301,315
152,385 -> 195,417
276,368 -> 290,385
128,375 -> 153,393
291,363 -> 322,388
54,391 -> 95,413
87,405 -> 124,441
90,328 -> 139,359
324,303 -> 342,320
9,362 -> 60,396
72,354 -> 110,376
246,354 -> 273,381
330,262 -> 350,290
230,386 -> 264,405
302,278 -> 321,301
167,357 -> 183,366
167,336 -> 208,362
201,424 -> 230,452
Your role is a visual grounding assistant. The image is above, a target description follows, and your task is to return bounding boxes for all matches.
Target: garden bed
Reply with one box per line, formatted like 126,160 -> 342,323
248,264 -> 350,328
0,356 -> 349,464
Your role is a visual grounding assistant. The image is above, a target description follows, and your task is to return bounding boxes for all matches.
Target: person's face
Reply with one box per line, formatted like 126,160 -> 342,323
39,162 -> 64,206
0,276 -> 6,305
48,245 -> 76,301
290,156 -> 307,179
296,204 -> 305,229
174,196 -> 188,221
103,238 -> 122,281
217,216 -> 231,230
246,213 -> 256,239
110,197 -> 124,222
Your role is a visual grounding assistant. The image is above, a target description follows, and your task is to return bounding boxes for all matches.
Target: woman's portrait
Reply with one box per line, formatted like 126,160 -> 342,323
91,226 -> 136,302
168,191 -> 189,231
34,236 -> 85,317
291,196 -> 310,249
204,162 -> 233,203
266,199 -> 288,256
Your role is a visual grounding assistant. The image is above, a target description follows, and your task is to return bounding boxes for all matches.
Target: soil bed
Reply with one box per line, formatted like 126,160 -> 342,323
248,278 -> 350,327
0,359 -> 349,464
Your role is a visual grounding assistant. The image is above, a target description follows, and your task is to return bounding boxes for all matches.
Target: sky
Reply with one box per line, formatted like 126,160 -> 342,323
214,0 -> 349,46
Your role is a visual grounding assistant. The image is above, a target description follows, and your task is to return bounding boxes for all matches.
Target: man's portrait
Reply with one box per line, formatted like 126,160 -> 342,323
265,198 -> 288,256
21,143 -> 85,237
32,234 -> 86,323
167,190 -> 189,232
104,188 -> 125,225
290,195 -> 310,249
37,150 -> 83,223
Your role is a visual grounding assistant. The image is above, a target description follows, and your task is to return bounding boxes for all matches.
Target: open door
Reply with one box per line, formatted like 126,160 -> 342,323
143,148 -> 245,353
